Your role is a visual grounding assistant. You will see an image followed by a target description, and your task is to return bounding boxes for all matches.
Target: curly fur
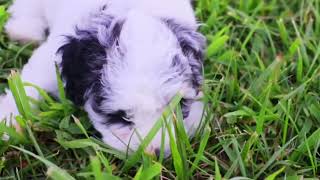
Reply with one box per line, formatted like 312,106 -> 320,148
0,0 -> 206,156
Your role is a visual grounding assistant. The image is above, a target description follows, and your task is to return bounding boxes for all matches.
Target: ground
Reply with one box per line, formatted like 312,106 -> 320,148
0,0 -> 320,179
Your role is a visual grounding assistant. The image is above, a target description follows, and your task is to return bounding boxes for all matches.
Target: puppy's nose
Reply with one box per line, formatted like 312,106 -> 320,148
154,148 -> 171,158
155,148 -> 161,157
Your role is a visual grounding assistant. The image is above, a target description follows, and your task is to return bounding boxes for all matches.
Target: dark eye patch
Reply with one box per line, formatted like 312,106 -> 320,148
104,110 -> 134,126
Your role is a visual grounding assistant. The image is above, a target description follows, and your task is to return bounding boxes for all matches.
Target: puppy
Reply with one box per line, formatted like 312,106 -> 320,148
0,0 -> 206,156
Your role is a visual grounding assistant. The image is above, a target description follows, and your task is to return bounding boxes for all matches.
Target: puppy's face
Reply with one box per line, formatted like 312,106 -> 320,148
58,11 -> 205,155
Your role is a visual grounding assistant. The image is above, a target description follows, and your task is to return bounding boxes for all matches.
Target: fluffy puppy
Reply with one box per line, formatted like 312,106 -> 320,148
0,0 -> 206,156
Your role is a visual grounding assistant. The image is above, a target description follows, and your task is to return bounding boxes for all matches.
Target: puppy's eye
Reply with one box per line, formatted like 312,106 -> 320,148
105,110 -> 134,126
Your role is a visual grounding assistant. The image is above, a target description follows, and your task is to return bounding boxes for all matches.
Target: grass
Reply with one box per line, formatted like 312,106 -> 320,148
0,0 -> 320,179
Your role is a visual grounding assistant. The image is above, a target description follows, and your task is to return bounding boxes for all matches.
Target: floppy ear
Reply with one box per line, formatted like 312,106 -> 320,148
165,19 -> 206,90
57,12 -> 124,106
58,35 -> 106,106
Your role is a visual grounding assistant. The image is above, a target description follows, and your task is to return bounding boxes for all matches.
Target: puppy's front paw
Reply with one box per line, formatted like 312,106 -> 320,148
0,107 -> 19,126
0,103 -> 20,142
0,96 -> 19,126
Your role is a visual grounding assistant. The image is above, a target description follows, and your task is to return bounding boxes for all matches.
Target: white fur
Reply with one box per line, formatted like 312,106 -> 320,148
1,0 -> 204,155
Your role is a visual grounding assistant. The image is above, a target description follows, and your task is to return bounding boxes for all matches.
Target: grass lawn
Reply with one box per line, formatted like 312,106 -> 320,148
1,0 -> 320,179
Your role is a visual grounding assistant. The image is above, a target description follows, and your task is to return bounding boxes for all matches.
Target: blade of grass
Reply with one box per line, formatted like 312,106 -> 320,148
11,145 -> 75,180
134,162 -> 162,180
90,156 -> 103,180
290,128 -> 320,161
215,157 -> 222,180
255,137 -> 296,178
7,71 -> 33,120
265,167 -> 285,180
190,124 -> 211,174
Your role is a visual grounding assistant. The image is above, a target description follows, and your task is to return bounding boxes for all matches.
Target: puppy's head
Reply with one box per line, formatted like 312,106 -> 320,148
58,10 -> 205,155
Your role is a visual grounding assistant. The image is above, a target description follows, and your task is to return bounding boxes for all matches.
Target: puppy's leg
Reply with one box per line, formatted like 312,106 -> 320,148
0,40 -> 59,125
5,0 -> 48,42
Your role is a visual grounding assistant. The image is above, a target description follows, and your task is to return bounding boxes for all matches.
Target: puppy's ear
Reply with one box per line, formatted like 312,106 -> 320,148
57,14 -> 124,106
58,35 -> 106,105
165,20 -> 206,90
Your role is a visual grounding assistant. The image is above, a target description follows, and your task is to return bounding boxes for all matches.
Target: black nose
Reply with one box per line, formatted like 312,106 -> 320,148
155,148 -> 161,157
154,148 -> 171,158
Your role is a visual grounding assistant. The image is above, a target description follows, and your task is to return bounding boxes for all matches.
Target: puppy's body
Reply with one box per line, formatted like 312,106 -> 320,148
6,0 -> 196,41
1,0 -> 205,155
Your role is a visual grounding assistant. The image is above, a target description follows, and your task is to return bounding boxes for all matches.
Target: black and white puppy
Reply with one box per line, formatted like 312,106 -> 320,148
1,0 -> 206,155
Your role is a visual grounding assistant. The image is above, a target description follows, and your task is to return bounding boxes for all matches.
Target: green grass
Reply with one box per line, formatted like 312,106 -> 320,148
1,0 -> 320,179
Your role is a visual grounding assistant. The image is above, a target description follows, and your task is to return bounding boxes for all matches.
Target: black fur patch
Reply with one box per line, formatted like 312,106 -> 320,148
164,19 -> 206,119
164,19 -> 206,90
108,20 -> 124,46
58,34 -> 106,105
180,98 -> 193,119
58,14 -> 124,107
